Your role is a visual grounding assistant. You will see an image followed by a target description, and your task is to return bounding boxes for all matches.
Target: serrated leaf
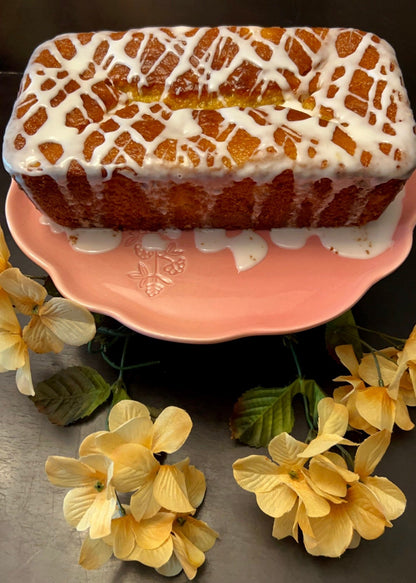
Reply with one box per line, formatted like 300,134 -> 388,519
325,310 -> 363,360
31,366 -> 111,425
230,378 -> 326,448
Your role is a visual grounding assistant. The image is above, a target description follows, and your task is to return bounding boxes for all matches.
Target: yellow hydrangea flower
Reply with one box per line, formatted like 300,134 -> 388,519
0,266 -> 96,394
0,267 -> 96,353
233,398 -> 356,526
233,398 -> 405,558
334,344 -> 414,433
79,400 -> 198,521
47,400 -> 216,579
301,430 -> 405,557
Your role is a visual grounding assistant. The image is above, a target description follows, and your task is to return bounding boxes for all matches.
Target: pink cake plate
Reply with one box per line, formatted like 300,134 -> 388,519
5,174 -> 416,343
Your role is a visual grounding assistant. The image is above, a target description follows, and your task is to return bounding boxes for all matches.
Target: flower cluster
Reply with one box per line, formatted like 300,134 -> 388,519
333,328 -> 416,433
233,398 -> 406,557
45,399 -> 218,579
0,227 -> 96,395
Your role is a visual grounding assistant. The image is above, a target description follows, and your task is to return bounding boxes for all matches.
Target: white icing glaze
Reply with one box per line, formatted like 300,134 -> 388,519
194,229 -> 268,272
4,27 -> 416,183
39,216 -> 122,252
270,187 -> 404,258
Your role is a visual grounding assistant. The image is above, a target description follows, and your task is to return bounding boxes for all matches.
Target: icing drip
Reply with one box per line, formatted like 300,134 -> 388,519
194,229 -> 268,272
39,216 -> 122,253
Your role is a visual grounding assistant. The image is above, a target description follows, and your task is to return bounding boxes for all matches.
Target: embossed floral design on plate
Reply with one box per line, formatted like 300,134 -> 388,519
6,175 -> 416,343
124,232 -> 186,297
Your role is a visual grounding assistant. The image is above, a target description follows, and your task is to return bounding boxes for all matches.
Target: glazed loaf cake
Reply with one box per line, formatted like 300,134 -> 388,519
3,26 -> 416,230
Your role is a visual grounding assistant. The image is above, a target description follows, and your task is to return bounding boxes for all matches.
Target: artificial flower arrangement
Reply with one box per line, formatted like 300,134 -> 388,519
1,224 -> 415,575
45,399 -> 218,578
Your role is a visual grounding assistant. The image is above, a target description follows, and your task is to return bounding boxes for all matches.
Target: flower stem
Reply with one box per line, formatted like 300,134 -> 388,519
99,350 -> 159,373
336,444 -> 355,471
284,336 -> 316,432
358,339 -> 385,386
353,324 -> 406,349
115,492 -> 126,517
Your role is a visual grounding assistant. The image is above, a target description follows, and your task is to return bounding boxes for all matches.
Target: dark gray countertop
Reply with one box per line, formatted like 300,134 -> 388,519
1,2 -> 416,581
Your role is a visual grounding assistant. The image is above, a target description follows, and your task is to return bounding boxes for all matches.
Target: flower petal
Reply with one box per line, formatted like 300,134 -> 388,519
0,267 -> 46,314
78,488 -> 117,539
78,453 -> 113,477
232,455 -> 280,493
156,553 -> 183,577
364,476 -> 406,521
272,502 -> 299,541
335,345 -> 360,376
316,397 -> 349,437
15,351 -> 34,396
172,530 -> 205,580
358,350 -> 397,387
394,395 -> 415,431
79,431 -> 108,456
152,406 -> 192,454
153,465 -> 195,514
333,384 -> 354,404
79,535 -> 113,570
303,504 -> 353,558
0,227 -> 11,272
63,486 -> 97,528
277,473 -> 330,518
38,297 -> 96,346
116,416 -> 154,449
354,430 -> 391,478
108,399 -> 151,431
389,327 -> 416,397
134,511 -> 175,550
299,434 -> 356,458
45,456 -> 97,487
256,483 -> 297,517
0,288 -> 21,333
109,443 -> 160,493
175,458 -> 206,509
128,536 -> 174,568
0,332 -> 27,370
309,455 -> 358,497
346,482 -> 390,540
355,387 -> 395,432
268,432 -> 307,467
130,479 -> 161,522
23,315 -> 64,353
111,514 -> 137,559
176,516 -> 219,553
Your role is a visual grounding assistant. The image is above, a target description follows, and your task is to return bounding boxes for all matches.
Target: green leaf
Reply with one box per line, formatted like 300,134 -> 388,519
31,366 -> 111,425
230,378 -> 326,448
110,377 -> 130,407
325,310 -> 363,360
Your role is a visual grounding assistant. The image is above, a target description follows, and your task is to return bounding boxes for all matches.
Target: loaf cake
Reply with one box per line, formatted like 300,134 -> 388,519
3,26 -> 416,230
